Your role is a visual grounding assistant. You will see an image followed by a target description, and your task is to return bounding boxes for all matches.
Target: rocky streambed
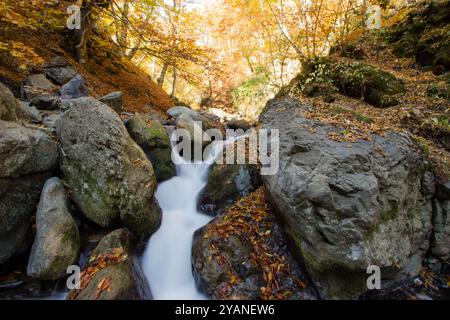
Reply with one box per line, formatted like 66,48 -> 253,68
0,55 -> 449,300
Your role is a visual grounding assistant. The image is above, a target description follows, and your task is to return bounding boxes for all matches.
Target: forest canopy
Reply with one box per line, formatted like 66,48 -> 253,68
0,0 -> 412,116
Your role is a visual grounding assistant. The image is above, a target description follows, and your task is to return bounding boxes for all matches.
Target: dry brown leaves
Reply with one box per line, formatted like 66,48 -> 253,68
204,187 -> 306,300
67,247 -> 127,300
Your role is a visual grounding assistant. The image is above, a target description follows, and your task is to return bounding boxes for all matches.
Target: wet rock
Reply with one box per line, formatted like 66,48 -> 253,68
68,229 -> 152,300
192,188 -> 317,300
260,97 -> 433,299
60,75 -> 88,100
175,113 -> 211,151
27,177 -> 80,280
0,120 -> 58,264
0,83 -> 30,121
57,97 -> 161,238
125,116 -> 176,182
169,106 -> 212,129
99,91 -> 123,115
198,163 -> 260,216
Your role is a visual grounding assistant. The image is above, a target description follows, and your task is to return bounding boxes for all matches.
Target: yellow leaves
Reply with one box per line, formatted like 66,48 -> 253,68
68,247 -> 128,300
95,277 -> 112,299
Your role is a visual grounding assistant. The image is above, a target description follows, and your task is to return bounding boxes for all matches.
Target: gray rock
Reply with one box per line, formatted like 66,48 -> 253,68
168,106 -> 200,120
24,74 -> 56,91
27,177 -> 80,280
0,120 -> 58,264
0,83 -> 30,121
22,86 -> 61,110
57,97 -> 161,238
68,229 -> 152,300
20,101 -> 42,124
41,112 -> 62,133
175,113 -> 211,151
44,58 -> 78,86
99,91 -> 123,115
431,200 -> 450,261
198,164 -> 260,216
125,116 -> 176,182
260,97 -> 433,299
169,106 -> 212,129
0,172 -> 52,264
60,75 -> 88,100
436,179 -> 450,200
0,121 -> 59,179
42,56 -> 70,68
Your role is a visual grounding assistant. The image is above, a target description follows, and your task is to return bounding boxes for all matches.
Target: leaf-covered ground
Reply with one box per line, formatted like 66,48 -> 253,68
195,187 -> 316,300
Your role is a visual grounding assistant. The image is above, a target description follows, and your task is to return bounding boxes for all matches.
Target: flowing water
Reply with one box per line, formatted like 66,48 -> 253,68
141,139 -> 231,300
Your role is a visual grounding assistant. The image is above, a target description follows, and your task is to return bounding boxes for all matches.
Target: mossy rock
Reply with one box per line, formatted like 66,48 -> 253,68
416,25 -> 450,74
198,163 -> 261,216
68,229 -> 152,300
387,0 -> 450,74
331,62 -> 405,107
329,41 -> 365,60
125,116 -> 176,182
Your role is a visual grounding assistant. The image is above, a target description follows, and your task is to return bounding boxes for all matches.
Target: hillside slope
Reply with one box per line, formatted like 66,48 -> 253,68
0,0 -> 174,116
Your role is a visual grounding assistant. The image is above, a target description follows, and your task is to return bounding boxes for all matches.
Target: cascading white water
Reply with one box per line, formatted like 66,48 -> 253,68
141,139 -> 231,300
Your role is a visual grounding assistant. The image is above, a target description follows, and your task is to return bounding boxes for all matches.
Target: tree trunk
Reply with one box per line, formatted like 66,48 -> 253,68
74,5 -> 90,64
157,63 -> 169,87
170,65 -> 177,98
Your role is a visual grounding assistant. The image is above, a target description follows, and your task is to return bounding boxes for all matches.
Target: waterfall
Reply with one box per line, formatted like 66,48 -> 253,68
141,139 -> 231,300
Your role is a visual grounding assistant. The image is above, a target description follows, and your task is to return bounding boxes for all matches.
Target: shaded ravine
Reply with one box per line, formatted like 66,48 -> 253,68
141,139 -> 232,299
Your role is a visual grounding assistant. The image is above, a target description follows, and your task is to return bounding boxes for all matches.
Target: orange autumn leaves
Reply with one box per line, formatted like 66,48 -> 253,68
67,247 -> 127,300
203,187 -> 307,300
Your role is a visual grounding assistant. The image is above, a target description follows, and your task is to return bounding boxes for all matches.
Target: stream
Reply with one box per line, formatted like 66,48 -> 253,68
141,139 -> 230,300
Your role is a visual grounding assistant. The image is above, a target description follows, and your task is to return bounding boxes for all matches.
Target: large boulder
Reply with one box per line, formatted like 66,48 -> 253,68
0,83 -> 30,121
0,121 -> 58,264
56,97 -> 161,238
260,97 -> 433,299
292,58 -> 406,108
192,188 -> 316,300
68,229 -> 152,300
125,116 -> 176,182
27,177 -> 80,280
198,163 -> 260,216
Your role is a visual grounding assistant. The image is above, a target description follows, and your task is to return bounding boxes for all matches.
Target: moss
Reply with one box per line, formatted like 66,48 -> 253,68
379,207 -> 399,224
387,0 -> 450,74
331,62 -> 405,107
414,136 -> 431,156
330,106 -> 373,123
125,116 -> 175,181
329,41 -> 365,60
